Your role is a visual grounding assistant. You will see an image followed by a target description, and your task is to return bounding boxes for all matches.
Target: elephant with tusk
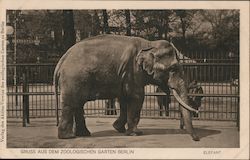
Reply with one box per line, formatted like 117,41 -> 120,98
156,80 -> 203,117
54,34 -> 199,141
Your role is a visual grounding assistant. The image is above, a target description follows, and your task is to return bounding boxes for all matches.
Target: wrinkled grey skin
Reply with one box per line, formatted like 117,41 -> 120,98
54,34 -> 199,141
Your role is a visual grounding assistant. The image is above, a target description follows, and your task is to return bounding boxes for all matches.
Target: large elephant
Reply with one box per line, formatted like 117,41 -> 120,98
54,34 -> 199,141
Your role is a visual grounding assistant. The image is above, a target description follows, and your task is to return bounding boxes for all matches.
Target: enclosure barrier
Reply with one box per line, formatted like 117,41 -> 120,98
7,54 -> 239,128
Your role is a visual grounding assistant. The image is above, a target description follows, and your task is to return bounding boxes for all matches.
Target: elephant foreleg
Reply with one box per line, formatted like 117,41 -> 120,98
180,107 -> 199,141
126,95 -> 144,136
75,106 -> 91,137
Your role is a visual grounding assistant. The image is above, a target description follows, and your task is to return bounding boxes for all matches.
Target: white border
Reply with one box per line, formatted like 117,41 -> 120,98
1,0 -> 249,10
0,0 -> 249,159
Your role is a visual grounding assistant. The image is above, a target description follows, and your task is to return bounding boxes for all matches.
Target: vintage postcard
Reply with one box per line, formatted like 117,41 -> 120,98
0,0 -> 249,159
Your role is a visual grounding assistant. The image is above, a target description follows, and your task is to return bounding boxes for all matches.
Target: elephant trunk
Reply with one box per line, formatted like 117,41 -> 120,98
168,71 -> 200,141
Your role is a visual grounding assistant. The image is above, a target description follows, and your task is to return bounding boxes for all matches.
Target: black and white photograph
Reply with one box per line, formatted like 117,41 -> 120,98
0,0 -> 249,159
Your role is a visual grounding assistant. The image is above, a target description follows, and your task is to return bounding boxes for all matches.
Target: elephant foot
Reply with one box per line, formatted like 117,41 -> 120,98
125,129 -> 143,136
113,120 -> 126,133
191,134 -> 200,141
75,129 -> 91,137
58,131 -> 75,139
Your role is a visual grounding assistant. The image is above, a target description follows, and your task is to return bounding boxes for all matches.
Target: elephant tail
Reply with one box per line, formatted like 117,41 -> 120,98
53,66 -> 60,126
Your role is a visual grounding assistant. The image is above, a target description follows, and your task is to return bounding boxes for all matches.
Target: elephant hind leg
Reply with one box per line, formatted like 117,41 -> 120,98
75,106 -> 91,137
113,97 -> 127,133
58,87 -> 89,139
58,105 -> 75,139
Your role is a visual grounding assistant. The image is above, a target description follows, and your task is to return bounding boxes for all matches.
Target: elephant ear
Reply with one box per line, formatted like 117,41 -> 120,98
136,47 -> 155,75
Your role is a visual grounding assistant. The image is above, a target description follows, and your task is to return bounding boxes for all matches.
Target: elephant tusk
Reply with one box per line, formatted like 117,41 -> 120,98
172,89 -> 199,114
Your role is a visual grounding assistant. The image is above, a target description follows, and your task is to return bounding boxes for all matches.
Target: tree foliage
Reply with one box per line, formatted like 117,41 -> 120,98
6,9 -> 239,63
199,10 -> 239,52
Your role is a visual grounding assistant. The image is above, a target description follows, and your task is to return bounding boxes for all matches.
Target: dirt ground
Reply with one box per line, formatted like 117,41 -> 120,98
7,117 -> 239,148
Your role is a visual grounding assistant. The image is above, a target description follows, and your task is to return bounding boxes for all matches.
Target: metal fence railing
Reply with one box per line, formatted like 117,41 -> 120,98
6,52 -> 239,127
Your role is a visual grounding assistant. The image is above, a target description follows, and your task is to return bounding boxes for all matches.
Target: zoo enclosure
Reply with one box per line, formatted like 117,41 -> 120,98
6,51 -> 239,126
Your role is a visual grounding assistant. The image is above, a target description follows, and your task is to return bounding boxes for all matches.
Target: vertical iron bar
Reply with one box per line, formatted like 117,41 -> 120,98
14,15 -> 18,107
10,67 -> 14,117
15,67 -> 18,117
236,63 -> 240,130
200,61 -> 203,119
29,66 -> 32,117
22,68 -> 27,127
237,96 -> 240,130
207,58 -> 210,120
145,86 -> 147,116
153,86 -> 155,117
50,66 -> 52,117
26,67 -> 30,123
39,65 -> 41,116
149,86 -> 151,116
146,85 -> 151,116
230,65 -> 233,119
35,66 -> 37,116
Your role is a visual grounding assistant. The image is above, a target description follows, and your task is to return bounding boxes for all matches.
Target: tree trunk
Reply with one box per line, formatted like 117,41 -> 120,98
62,10 -> 76,53
163,11 -> 171,40
125,10 -> 131,36
102,10 -> 110,34
158,17 -> 163,39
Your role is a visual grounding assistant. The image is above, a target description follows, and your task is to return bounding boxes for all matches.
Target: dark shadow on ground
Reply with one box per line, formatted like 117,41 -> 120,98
91,130 -> 123,137
91,128 -> 221,139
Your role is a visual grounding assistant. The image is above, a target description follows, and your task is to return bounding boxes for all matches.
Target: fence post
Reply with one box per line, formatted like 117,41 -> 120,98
22,71 -> 26,127
236,77 -> 240,131
22,67 -> 29,127
236,97 -> 240,131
